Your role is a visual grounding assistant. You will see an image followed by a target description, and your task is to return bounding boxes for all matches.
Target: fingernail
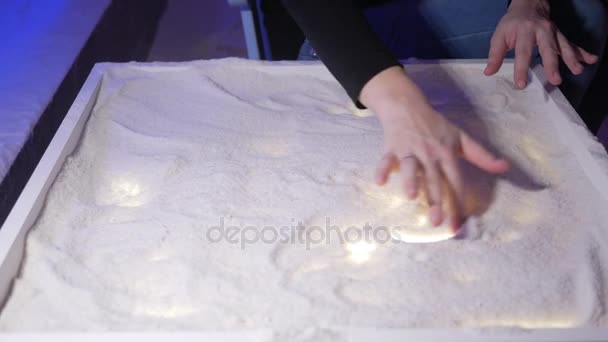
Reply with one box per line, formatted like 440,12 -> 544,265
517,80 -> 526,89
553,72 -> 562,82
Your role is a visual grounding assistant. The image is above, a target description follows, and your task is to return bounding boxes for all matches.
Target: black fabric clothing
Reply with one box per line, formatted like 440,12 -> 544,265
260,0 -> 306,60
281,0 -> 402,106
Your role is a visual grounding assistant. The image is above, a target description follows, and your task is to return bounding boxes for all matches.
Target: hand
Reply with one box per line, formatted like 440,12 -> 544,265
375,103 -> 510,231
361,67 -> 511,231
484,0 -> 598,89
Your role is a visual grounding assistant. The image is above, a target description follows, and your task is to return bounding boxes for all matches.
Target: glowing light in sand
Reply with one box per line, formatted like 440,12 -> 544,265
451,271 -> 479,284
135,304 -> 198,319
111,178 -> 144,207
513,206 -> 540,225
391,213 -> 459,244
520,136 -> 557,179
470,317 -> 576,329
388,196 -> 404,209
346,241 -> 377,264
352,108 -> 372,117
417,214 -> 428,226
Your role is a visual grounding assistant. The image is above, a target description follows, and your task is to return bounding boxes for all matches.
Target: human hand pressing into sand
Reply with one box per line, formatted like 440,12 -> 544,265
361,66 -> 511,231
283,0 -> 602,232
484,0 -> 599,88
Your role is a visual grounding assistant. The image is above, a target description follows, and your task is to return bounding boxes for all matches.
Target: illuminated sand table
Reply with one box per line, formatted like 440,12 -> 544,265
1,60 -> 607,334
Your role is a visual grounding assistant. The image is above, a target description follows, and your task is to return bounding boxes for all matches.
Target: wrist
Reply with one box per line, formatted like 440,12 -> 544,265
508,0 -> 549,15
359,66 -> 432,121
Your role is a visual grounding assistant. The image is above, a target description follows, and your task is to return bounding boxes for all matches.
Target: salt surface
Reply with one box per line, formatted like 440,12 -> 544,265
1,59 -> 607,333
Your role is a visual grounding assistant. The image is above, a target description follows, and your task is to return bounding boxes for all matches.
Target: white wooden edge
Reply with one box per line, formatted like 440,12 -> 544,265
0,63 -> 107,305
528,62 -> 608,204
0,60 -> 607,341
1,329 -> 608,342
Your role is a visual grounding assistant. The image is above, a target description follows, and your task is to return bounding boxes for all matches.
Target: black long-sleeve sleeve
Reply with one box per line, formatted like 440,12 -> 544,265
281,0 -> 401,107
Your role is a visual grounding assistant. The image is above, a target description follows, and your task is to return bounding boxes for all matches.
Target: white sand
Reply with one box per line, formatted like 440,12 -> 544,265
1,59 -> 607,334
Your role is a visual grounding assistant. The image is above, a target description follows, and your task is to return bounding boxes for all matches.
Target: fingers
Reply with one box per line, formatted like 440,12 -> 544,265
438,152 -> 464,231
375,153 -> 398,185
400,156 -> 419,200
514,30 -> 535,89
419,155 -> 443,227
536,29 -> 561,85
575,46 -> 599,65
485,32 -> 508,76
556,32 -> 584,75
460,133 -> 510,173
